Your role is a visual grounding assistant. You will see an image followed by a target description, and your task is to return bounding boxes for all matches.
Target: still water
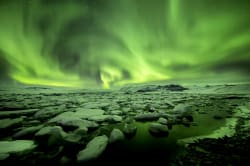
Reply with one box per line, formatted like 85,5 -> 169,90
94,110 -> 228,164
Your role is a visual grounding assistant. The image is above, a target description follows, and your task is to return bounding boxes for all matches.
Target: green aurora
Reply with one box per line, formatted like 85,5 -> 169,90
0,0 -> 249,88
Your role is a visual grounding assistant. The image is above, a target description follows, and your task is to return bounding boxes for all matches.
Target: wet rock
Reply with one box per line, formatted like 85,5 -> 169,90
121,107 -> 132,113
49,109 -> 104,122
0,117 -> 23,131
173,104 -> 193,121
0,104 -> 28,111
28,120 -> 41,125
111,115 -> 123,122
107,104 -> 120,111
77,135 -> 108,163
158,117 -> 168,125
165,101 -> 175,108
74,127 -> 88,136
234,105 -> 250,118
181,117 -> 192,127
163,114 -> 178,124
124,117 -> 134,123
128,112 -> 137,116
13,125 -> 44,139
123,124 -> 137,138
48,112 -> 75,122
63,133 -> 82,146
69,119 -> 99,130
49,112 -> 99,129
97,126 -> 111,136
239,105 -> 250,114
74,108 -> 105,118
81,102 -> 110,110
0,109 -> 38,118
110,110 -> 123,115
0,153 -> 9,160
131,103 -> 145,110
144,104 -> 156,112
34,107 -> 65,119
173,104 -> 192,116
88,115 -> 110,122
109,128 -> 125,143
35,126 -> 67,147
134,113 -> 161,121
0,140 -> 36,155
88,115 -> 123,123
56,118 -> 98,131
148,123 -> 169,137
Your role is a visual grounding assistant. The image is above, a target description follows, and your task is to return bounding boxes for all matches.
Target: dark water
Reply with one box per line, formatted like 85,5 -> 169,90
93,110 -> 229,164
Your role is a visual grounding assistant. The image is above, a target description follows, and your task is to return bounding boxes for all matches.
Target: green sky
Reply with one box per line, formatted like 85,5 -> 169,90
0,0 -> 249,88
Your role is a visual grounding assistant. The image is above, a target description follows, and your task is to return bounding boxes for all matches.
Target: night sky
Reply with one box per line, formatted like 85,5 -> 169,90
0,0 -> 249,88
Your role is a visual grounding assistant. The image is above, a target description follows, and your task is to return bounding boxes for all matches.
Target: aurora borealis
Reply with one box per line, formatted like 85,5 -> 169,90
0,0 -> 249,88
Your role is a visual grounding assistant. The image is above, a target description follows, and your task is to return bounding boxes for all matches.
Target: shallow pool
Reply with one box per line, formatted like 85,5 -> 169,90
94,109 -> 229,164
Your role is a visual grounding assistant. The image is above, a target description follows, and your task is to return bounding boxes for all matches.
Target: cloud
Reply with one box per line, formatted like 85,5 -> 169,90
0,0 -> 249,87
